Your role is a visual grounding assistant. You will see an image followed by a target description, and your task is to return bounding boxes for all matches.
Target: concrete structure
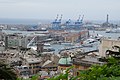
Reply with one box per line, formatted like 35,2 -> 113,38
0,53 -> 7,63
49,30 -> 89,43
0,31 -> 6,41
0,41 -> 5,52
36,42 -> 44,53
41,54 -> 59,71
63,30 -> 89,43
5,33 -> 49,49
99,38 -> 120,57
15,66 -> 31,78
24,58 -> 42,74
5,34 -> 28,49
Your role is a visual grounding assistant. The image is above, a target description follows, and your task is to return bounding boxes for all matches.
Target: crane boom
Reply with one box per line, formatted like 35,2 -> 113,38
77,15 -> 81,22
59,14 -> 63,22
27,36 -> 36,48
55,14 -> 59,22
81,15 -> 84,22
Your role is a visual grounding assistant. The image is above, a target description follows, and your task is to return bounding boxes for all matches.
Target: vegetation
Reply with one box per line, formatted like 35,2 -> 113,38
79,57 -> 120,80
1,46 -> 120,80
0,62 -> 17,80
47,57 -> 120,80
0,57 -> 120,80
18,45 -> 120,80
17,74 -> 40,80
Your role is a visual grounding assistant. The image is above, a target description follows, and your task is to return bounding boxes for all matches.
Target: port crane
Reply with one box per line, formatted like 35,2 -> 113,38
81,15 -> 84,23
74,15 -> 84,28
51,14 -> 84,30
66,19 -> 71,25
75,15 -> 81,25
58,14 -> 63,23
53,14 -> 59,23
65,19 -> 72,29
51,14 -> 63,30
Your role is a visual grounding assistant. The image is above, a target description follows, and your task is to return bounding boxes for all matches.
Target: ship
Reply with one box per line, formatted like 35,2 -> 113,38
106,28 -> 120,33
27,28 -> 47,31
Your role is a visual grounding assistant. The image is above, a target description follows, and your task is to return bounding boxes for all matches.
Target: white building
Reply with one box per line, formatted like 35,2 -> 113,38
99,38 -> 120,57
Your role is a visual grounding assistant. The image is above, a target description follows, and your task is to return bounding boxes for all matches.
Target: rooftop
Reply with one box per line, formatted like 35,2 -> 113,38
58,57 -> 72,65
26,58 -> 42,64
72,55 -> 104,66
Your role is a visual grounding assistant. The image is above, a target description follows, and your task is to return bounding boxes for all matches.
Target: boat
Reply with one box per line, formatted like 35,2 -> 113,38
27,28 -> 47,31
83,38 -> 97,44
44,43 -> 51,46
106,28 -> 120,33
27,29 -> 47,31
10,27 -> 18,31
94,34 -> 103,41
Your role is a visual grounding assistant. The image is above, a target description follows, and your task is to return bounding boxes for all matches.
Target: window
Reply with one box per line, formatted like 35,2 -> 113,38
36,66 -> 39,68
77,72 -> 79,76
29,67 -> 32,69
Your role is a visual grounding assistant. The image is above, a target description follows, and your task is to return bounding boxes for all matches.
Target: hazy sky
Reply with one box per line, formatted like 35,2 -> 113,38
0,0 -> 120,20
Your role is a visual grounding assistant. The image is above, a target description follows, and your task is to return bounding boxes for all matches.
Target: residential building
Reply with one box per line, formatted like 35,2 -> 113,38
5,34 -> 28,49
24,58 -> 42,74
72,52 -> 104,76
99,38 -> 120,57
63,30 -> 89,43
58,57 -> 72,73
15,66 -> 31,78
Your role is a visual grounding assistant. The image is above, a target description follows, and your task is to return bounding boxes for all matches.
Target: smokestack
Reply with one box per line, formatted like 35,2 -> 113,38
107,14 -> 109,23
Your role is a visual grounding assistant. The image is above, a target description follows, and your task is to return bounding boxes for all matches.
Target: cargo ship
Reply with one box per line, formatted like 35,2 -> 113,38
106,28 -> 120,33
27,28 -> 47,31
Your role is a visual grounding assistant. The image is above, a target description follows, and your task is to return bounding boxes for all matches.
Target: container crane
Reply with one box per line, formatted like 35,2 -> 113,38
65,19 -> 72,29
55,14 -> 59,22
75,15 -> 81,25
81,15 -> 84,23
77,15 -> 81,22
52,14 -> 59,24
51,14 -> 62,30
74,15 -> 84,28
66,19 -> 71,24
58,14 -> 63,23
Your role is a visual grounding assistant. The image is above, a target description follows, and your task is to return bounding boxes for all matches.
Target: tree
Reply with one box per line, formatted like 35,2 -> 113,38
78,46 -> 120,80
0,62 -> 17,80
79,57 -> 120,80
17,74 -> 40,80
17,57 -> 120,80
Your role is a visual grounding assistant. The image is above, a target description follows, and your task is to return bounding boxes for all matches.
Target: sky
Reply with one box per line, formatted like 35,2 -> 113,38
0,0 -> 120,21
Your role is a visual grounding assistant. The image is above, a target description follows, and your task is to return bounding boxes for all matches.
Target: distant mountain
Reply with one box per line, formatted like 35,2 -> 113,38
0,18 -> 51,24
